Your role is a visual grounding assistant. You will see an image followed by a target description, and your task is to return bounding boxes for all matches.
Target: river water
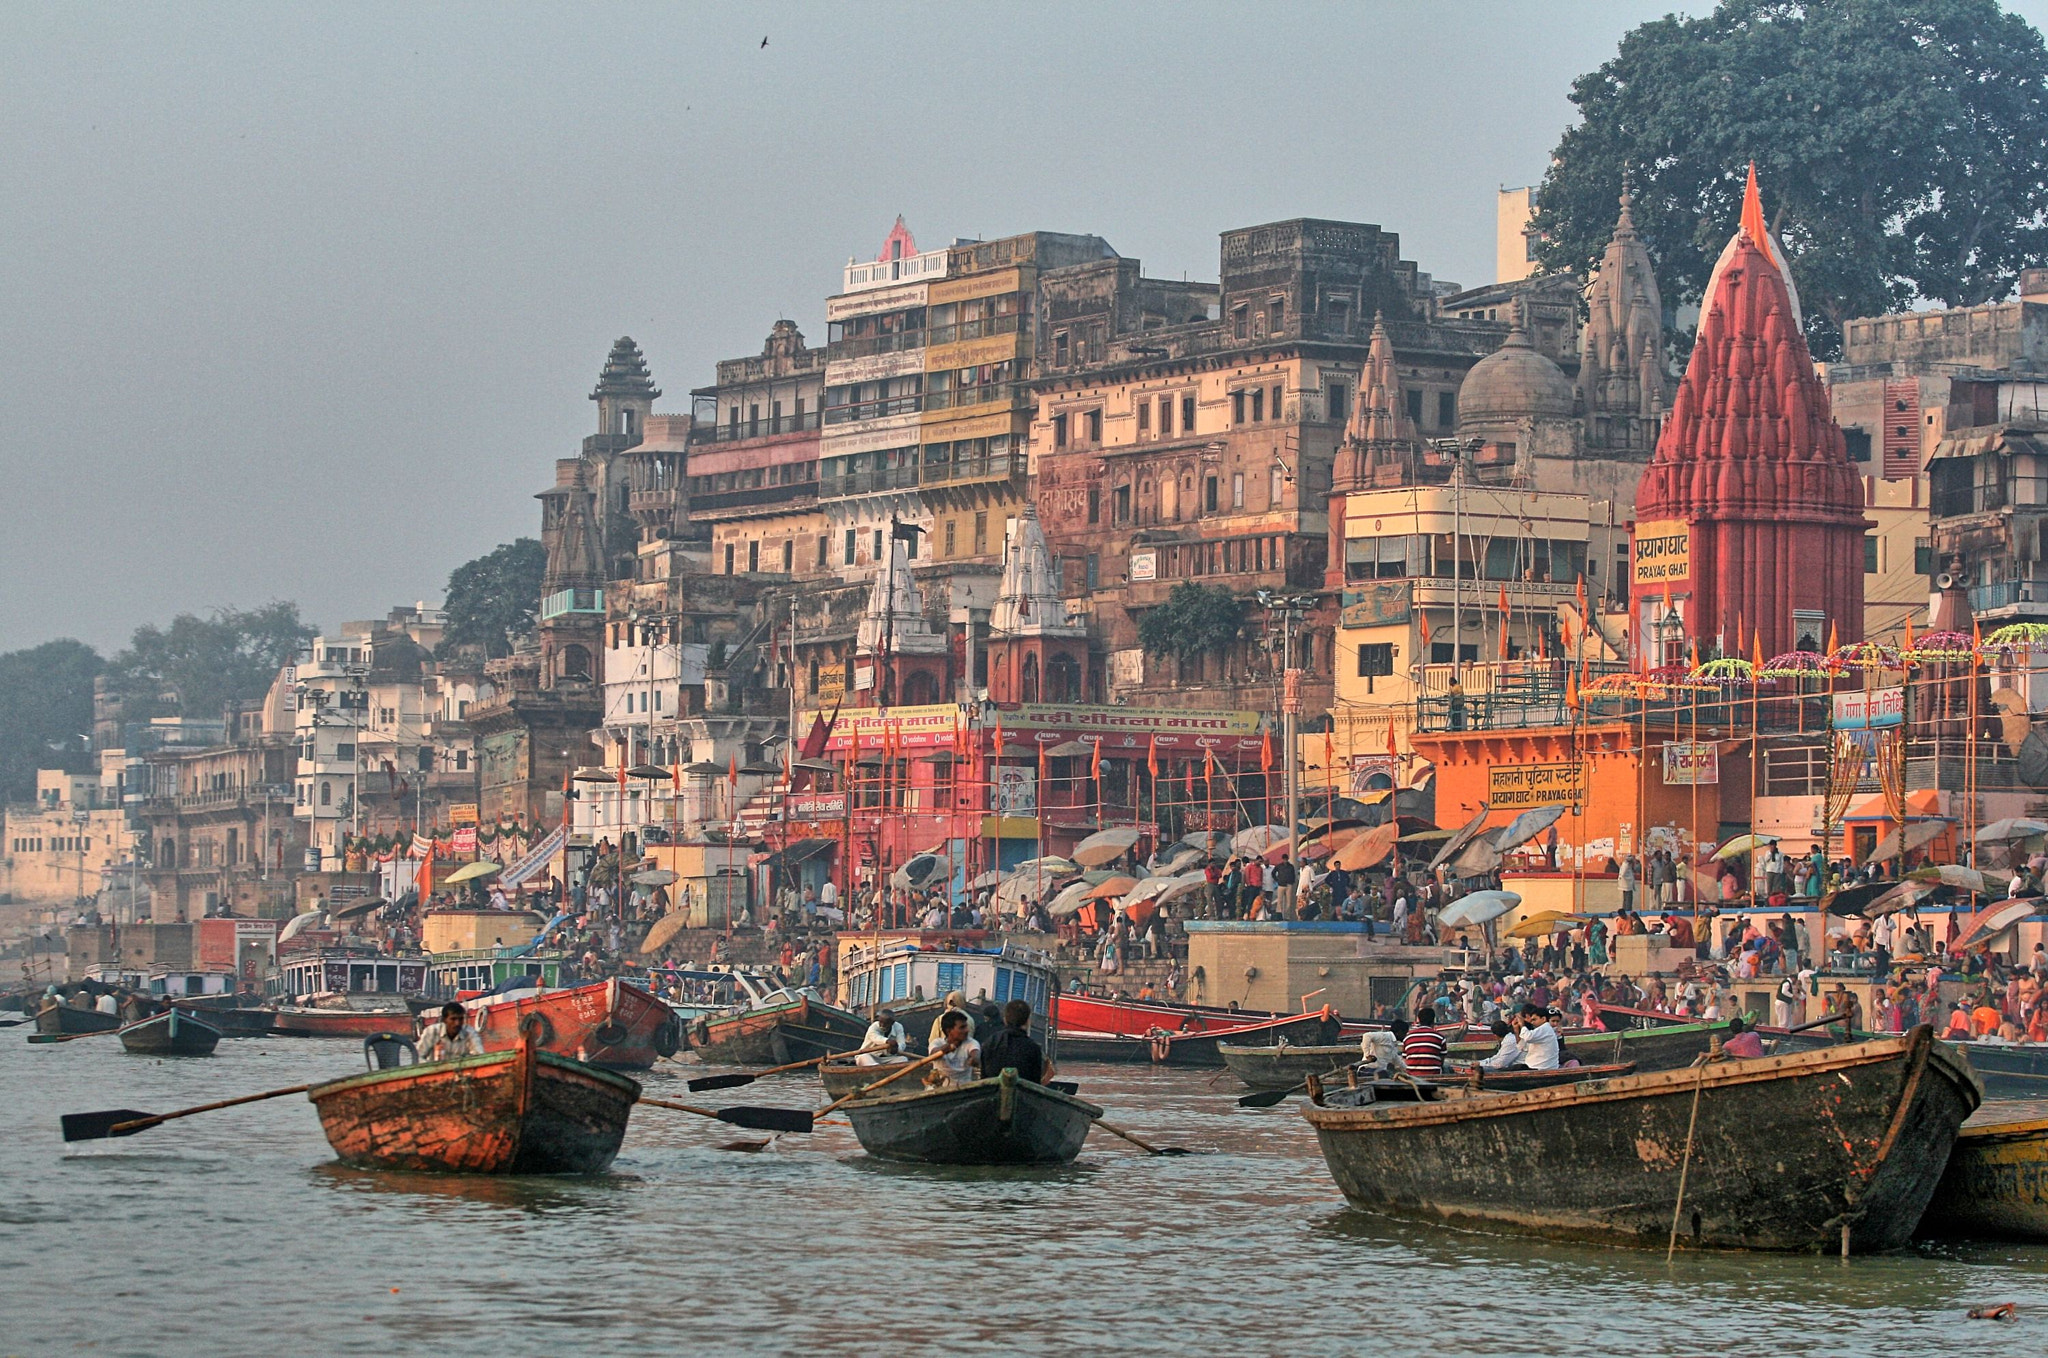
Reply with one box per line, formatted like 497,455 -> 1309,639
4,1033 -> 2048,1357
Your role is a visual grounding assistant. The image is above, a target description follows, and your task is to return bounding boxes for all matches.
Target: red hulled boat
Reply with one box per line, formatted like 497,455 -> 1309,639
466,977 -> 681,1070
272,1006 -> 423,1038
1056,992 -> 1373,1040
308,1025 -> 640,1174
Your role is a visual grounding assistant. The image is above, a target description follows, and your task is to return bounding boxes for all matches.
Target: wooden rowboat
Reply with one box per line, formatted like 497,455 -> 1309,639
1219,1042 -> 1362,1089
35,1004 -> 122,1036
1447,1021 -> 1733,1075
819,1059 -> 914,1100
271,1006 -> 421,1038
465,978 -> 681,1070
307,1030 -> 640,1174
688,994 -> 869,1066
1303,1027 -> 1980,1253
1921,1115 -> 2048,1240
1059,1010 -> 1340,1066
117,1009 -> 221,1056
842,1068 -> 1103,1165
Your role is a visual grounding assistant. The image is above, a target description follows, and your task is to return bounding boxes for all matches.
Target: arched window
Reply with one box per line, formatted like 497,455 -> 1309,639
319,781 -> 332,807
1020,654 -> 1040,703
1047,654 -> 1080,703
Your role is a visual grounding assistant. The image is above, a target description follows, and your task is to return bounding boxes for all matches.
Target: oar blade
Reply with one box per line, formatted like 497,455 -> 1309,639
62,1109 -> 153,1142
718,1106 -> 814,1134
1236,1086 -> 1298,1109
685,1072 -> 757,1093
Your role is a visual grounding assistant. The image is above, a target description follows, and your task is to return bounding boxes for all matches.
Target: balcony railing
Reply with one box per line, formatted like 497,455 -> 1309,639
696,411 -> 822,444
925,313 -> 1022,347
920,452 -> 1024,486
824,394 -> 924,426
825,329 -> 926,363
819,466 -> 922,499
921,381 -> 1018,414
1970,579 -> 2048,613
541,587 -> 604,619
691,481 -> 817,514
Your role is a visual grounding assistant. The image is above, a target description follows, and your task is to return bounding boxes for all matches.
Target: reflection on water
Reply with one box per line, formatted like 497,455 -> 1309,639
4,1040 -> 2048,1356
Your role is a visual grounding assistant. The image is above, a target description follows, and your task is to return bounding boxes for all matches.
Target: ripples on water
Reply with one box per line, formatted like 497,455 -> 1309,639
3,1036 -> 2047,1356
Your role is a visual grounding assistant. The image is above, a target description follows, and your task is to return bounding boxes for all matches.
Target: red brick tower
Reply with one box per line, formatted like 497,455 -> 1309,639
1631,168 -> 1868,663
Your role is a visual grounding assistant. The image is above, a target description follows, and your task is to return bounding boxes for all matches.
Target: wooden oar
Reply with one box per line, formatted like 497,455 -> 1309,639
686,1049 -> 862,1093
636,1096 -> 815,1134
813,1048 -> 949,1115
29,1027 -> 127,1044
61,1084 -> 314,1142
1237,1080 -> 1312,1109
1089,1117 -> 1191,1156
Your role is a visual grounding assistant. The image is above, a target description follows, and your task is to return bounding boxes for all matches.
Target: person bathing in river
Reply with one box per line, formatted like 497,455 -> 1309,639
855,1007 -> 911,1066
924,1010 -> 981,1088
978,1000 -> 1053,1085
418,1003 -> 484,1063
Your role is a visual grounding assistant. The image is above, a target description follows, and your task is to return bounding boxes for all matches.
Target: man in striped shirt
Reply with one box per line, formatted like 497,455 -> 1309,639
1400,1007 -> 1448,1077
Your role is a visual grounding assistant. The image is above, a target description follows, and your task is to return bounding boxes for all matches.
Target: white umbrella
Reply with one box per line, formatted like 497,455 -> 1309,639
1073,827 -> 1144,867
1180,831 -> 1232,854
966,869 -> 1005,891
1713,834 -> 1778,861
1430,806 -> 1495,871
1493,805 -> 1567,855
1046,878 -> 1103,917
1911,864 -> 1993,896
1117,877 -> 1178,909
278,909 -> 327,943
891,852 -> 950,889
1153,871 -> 1212,906
1438,890 -> 1521,928
1976,817 -> 2048,842
1862,819 -> 1953,867
1956,898 -> 2043,950
1148,847 -> 1203,877
1449,833 -> 1505,877
1233,825 -> 1288,856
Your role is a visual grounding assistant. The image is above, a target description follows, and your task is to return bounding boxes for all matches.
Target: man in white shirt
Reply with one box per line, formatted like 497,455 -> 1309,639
418,1003 -> 486,1063
1513,1005 -> 1561,1070
854,1007 -> 910,1066
1359,1027 -> 1404,1074
1477,1019 -> 1523,1071
924,1011 -> 980,1088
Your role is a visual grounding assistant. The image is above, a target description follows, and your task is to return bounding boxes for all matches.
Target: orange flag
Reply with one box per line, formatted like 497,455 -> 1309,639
1260,729 -> 1273,773
1903,614 -> 1916,651
418,840 -> 435,899
1323,727 -> 1334,774
1498,582 -> 1511,617
1564,666 -> 1579,711
1575,573 -> 1589,620
1037,740 -> 1049,784
1146,734 -> 1159,778
617,759 -> 628,792
1662,576 -> 1674,613
1419,612 -> 1433,650
1204,748 -> 1217,794
1741,162 -> 1774,265
1752,627 -> 1765,670
1498,623 -> 1511,662
1826,619 -> 1839,656
1090,738 -> 1102,782
1385,721 -> 1397,761
728,753 -> 739,787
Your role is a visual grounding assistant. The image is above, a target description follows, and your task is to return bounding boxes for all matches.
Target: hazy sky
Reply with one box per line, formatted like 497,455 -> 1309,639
6,2 -> 2045,656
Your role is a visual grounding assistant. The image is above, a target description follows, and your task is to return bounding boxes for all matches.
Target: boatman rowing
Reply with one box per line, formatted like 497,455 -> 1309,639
855,1007 -> 911,1066
418,1003 -> 485,1062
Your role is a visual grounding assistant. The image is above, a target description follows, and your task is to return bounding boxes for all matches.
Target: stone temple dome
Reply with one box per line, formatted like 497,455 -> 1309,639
1457,305 -> 1576,432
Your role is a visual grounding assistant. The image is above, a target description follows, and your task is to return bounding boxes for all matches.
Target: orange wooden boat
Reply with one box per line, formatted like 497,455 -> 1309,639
272,1006 -> 422,1038
464,977 -> 680,1070
307,1027 -> 640,1174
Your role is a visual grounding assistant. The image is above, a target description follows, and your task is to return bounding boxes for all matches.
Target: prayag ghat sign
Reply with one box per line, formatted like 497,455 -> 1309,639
1487,762 -> 1585,808
1632,519 -> 1691,586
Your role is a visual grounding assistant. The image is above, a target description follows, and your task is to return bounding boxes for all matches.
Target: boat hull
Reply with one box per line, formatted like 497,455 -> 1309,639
689,996 -> 868,1066
308,1042 -> 640,1174
1303,1028 -> 1979,1252
1922,1115 -> 2048,1240
1062,1010 -> 1339,1066
1946,1041 -> 2048,1098
36,1005 -> 122,1036
190,1006 -> 274,1037
118,1009 -> 221,1056
843,1070 -> 1103,1165
272,1008 -> 419,1038
1219,1043 -> 1362,1089
466,978 -> 679,1070
820,1059 -> 918,1100
1056,992 -> 1360,1038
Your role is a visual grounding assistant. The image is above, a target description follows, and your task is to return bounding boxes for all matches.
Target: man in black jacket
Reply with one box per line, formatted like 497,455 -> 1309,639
978,1000 -> 1053,1085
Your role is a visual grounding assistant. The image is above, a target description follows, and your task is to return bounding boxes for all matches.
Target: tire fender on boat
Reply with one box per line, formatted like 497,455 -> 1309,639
654,1014 -> 682,1058
594,1022 -> 629,1048
524,1012 -> 556,1048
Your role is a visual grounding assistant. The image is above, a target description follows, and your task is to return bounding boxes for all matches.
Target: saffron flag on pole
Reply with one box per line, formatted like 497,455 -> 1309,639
1903,615 -> 1916,651
1260,729 -> 1273,773
1826,619 -> 1839,656
1146,735 -> 1158,778
1090,738 -> 1102,782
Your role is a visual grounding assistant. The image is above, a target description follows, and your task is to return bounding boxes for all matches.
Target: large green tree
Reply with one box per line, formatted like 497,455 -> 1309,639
0,639 -> 102,802
105,602 -> 314,721
1136,584 -> 1248,662
1532,0 -> 2048,359
438,538 -> 547,660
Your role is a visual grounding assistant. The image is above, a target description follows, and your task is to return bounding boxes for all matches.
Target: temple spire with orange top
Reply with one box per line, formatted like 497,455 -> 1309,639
1740,162 -> 1774,266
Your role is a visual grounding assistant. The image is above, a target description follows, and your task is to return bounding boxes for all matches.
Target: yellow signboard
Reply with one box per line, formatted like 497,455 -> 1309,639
1633,519 -> 1691,586
1487,762 -> 1586,809
448,803 -> 479,827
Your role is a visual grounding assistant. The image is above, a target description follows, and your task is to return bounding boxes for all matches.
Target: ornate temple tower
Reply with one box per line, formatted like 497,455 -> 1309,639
986,507 -> 1089,704
1578,189 -> 1667,460
1631,169 -> 1868,663
1326,314 -> 1423,588
853,534 -> 948,708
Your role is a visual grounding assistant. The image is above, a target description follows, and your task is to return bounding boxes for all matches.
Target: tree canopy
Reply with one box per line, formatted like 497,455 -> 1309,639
1532,0 -> 2048,358
0,639 -> 102,802
439,538 -> 547,660
104,602 -> 314,721
1136,584 -> 1247,661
